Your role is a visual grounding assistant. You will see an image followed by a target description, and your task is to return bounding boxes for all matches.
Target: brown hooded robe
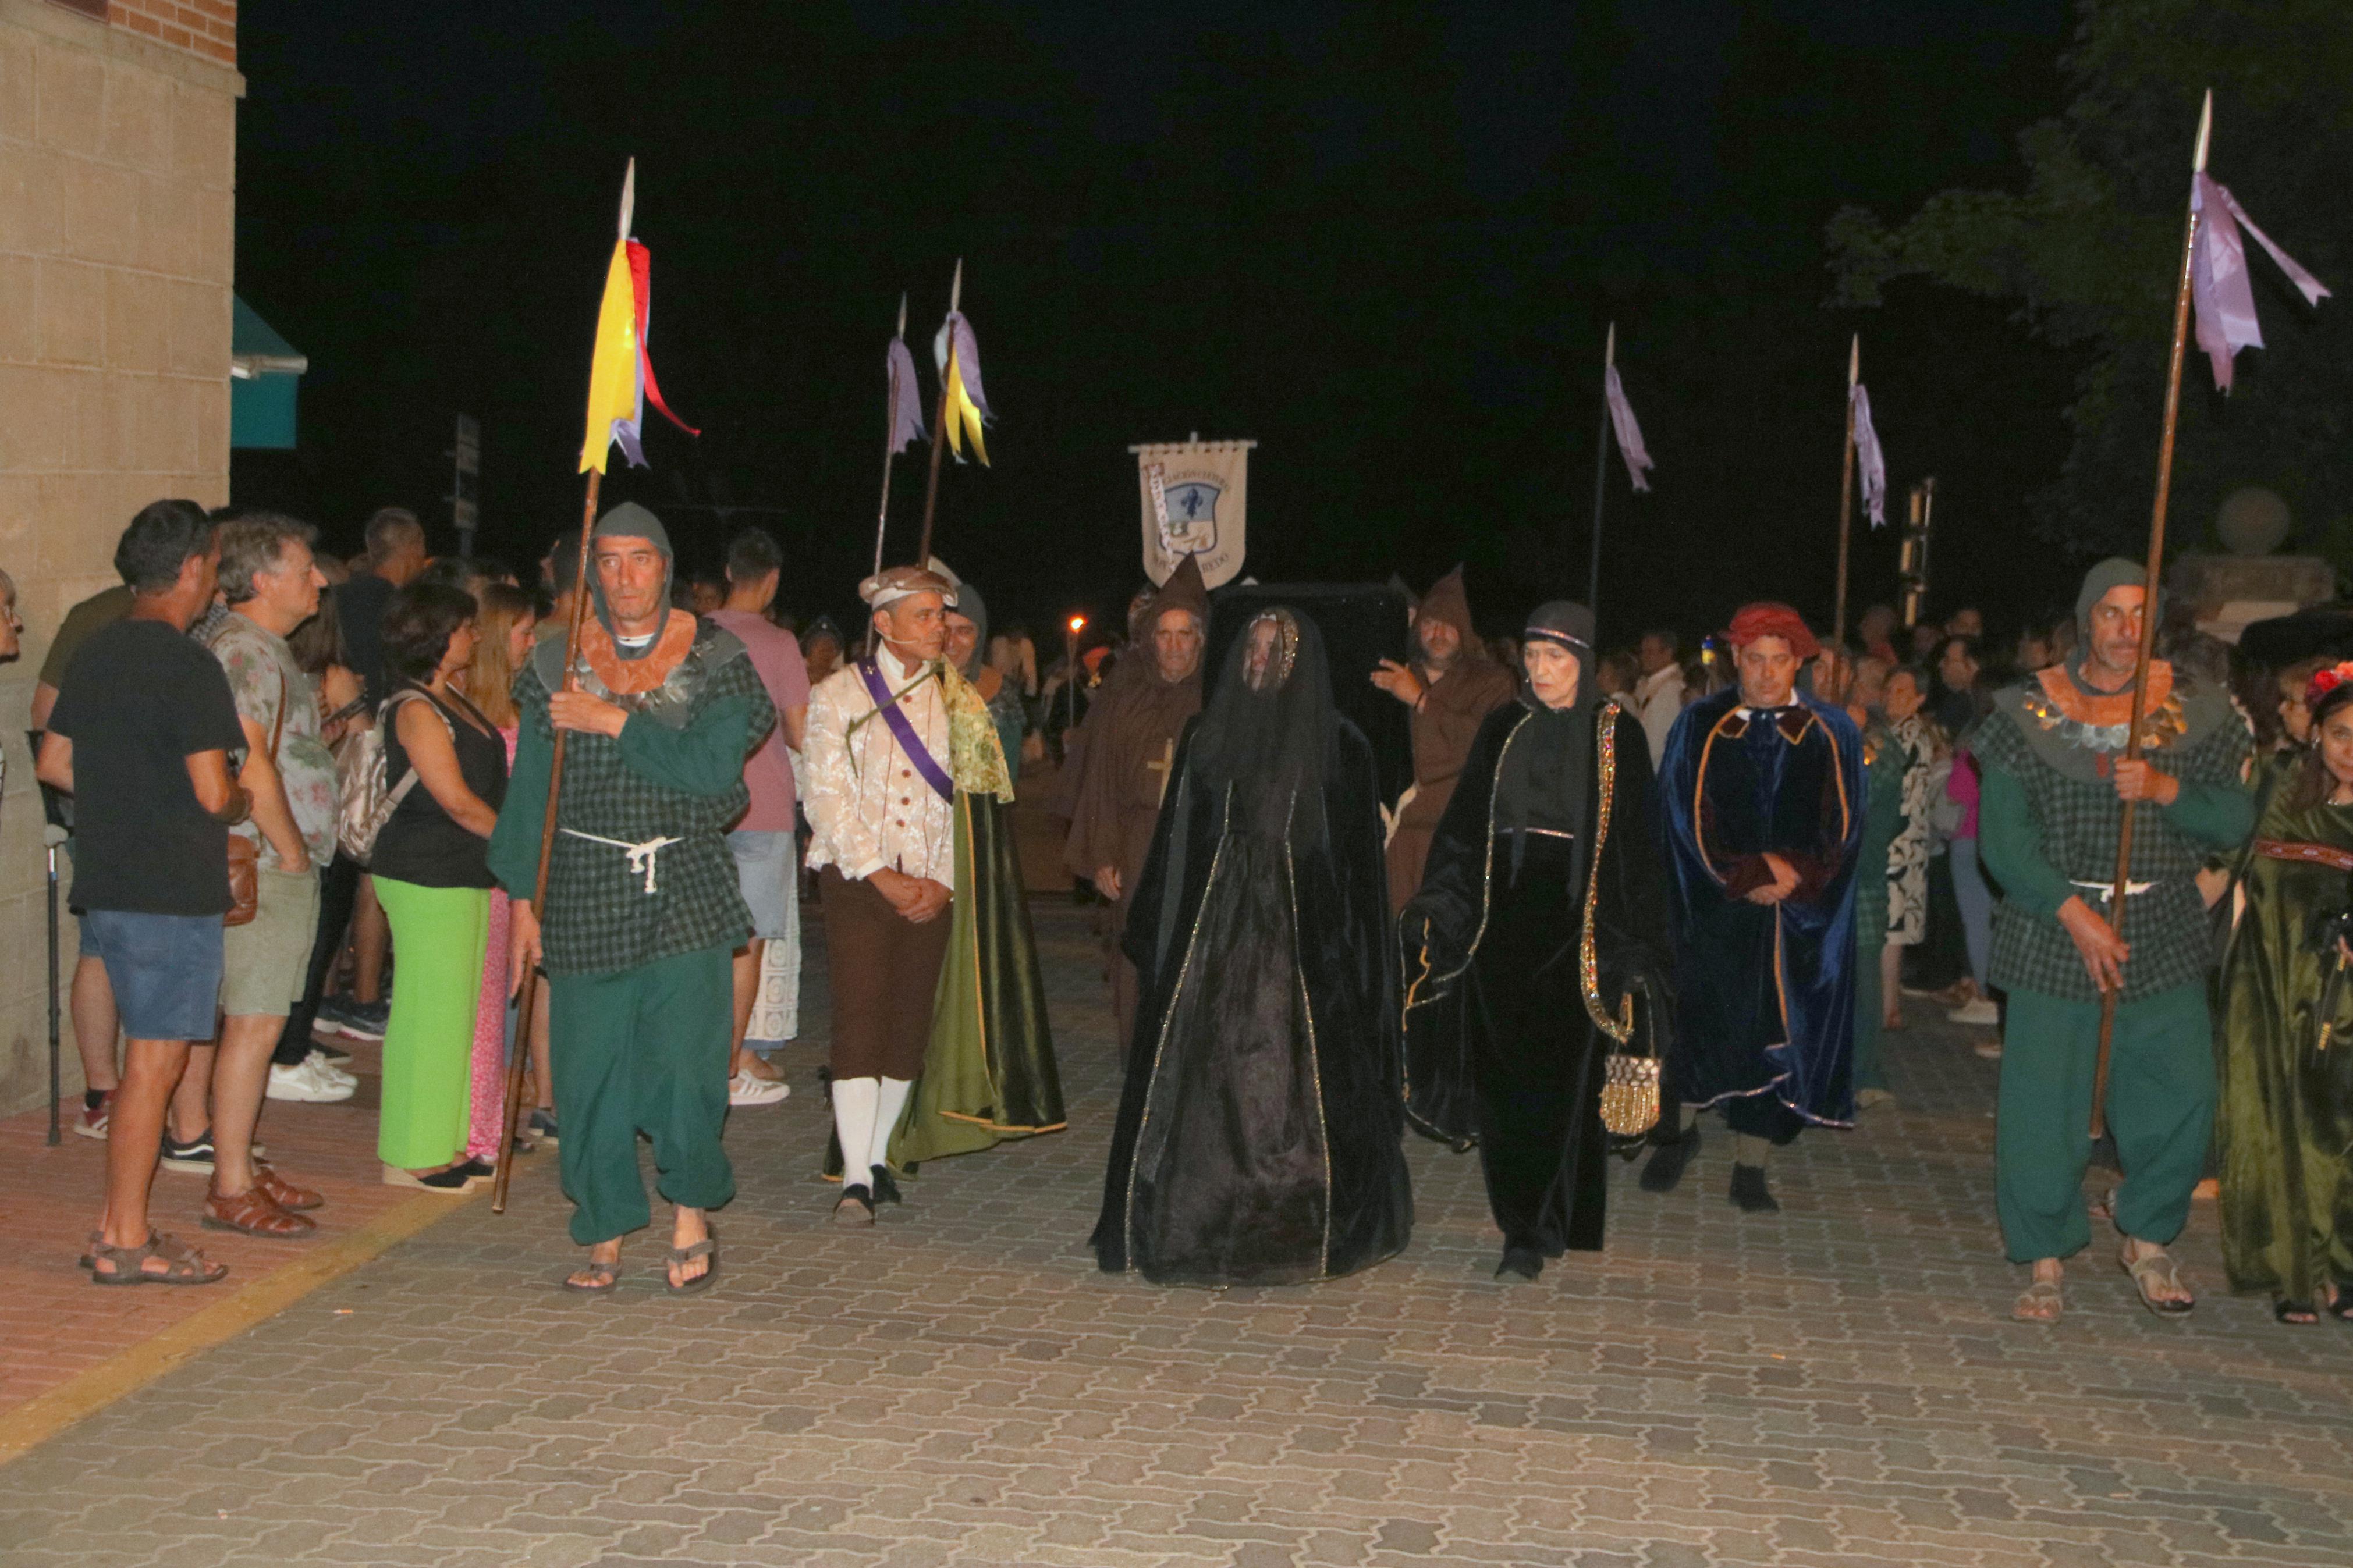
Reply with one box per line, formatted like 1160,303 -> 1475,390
1386,566 -> 1516,911
1062,555 -> 1211,1046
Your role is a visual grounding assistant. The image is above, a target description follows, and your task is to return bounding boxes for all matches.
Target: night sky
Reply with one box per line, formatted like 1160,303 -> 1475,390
229,1 -> 2082,650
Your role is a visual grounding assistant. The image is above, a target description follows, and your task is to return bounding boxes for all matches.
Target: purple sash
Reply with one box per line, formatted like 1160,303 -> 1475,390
857,659 -> 955,803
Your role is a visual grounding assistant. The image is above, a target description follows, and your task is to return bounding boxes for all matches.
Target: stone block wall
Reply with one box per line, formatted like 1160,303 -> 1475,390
0,0 -> 239,1113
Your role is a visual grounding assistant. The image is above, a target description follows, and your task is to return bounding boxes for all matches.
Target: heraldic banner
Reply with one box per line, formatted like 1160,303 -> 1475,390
1131,438 -> 1255,587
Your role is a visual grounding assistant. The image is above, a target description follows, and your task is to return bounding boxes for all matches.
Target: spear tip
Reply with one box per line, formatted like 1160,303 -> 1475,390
2194,88 -> 2213,173
618,157 -> 636,240
1605,320 -> 1616,368
896,291 -> 908,337
1847,333 -> 1860,385
949,257 -> 964,312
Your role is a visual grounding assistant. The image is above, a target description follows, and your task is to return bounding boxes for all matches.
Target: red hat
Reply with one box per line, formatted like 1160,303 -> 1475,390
1723,602 -> 1822,662
2305,661 -> 2353,723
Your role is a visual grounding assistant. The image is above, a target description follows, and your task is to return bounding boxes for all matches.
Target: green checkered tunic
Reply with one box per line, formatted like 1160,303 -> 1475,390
488,626 -> 776,978
1974,685 -> 2251,1005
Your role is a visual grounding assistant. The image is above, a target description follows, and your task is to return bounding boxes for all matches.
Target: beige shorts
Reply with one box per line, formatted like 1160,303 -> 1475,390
220,866 -> 321,1019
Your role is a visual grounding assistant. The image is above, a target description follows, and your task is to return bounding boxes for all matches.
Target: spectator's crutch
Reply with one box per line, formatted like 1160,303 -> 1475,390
43,823 -> 63,1146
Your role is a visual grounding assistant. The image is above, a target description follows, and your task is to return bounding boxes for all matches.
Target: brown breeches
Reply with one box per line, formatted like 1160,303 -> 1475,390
821,866 -> 952,1080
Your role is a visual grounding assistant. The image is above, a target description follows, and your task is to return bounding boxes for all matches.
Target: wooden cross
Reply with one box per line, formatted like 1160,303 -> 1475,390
1147,738 -> 1176,805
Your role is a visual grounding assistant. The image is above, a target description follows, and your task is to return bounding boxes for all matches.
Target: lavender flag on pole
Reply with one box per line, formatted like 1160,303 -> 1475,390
2190,171 -> 2331,393
886,336 -> 925,453
1850,383 -> 1887,528
1603,364 -> 1654,493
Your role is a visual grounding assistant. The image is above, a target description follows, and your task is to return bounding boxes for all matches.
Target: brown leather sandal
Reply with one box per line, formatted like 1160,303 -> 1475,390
251,1163 -> 324,1213
203,1185 -> 317,1238
91,1231 -> 229,1286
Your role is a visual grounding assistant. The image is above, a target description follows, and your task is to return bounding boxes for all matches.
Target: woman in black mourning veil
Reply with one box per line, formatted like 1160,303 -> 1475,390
1399,600 -> 1675,1281
1094,607 -> 1413,1286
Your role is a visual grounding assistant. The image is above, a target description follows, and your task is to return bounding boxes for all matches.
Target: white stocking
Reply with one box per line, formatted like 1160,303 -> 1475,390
871,1077 -> 914,1172
833,1076 -> 880,1189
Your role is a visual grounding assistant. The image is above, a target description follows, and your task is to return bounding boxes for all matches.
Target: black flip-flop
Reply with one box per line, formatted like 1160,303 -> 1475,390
2276,1299 -> 2320,1326
666,1227 -> 718,1295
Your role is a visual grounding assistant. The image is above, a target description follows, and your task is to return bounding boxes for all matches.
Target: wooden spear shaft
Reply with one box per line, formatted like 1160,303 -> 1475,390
864,294 -> 909,659
491,464 -> 600,1214
2089,92 -> 2210,1142
492,158 -> 633,1214
913,259 -> 963,571
1832,335 -> 1858,649
1585,322 -> 1613,618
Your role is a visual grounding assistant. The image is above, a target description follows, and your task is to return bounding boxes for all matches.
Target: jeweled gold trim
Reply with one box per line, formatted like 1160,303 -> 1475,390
1578,701 -> 1635,1044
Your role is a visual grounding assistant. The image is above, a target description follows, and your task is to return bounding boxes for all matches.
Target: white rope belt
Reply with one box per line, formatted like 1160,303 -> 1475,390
2071,877 -> 2155,901
561,829 -> 684,894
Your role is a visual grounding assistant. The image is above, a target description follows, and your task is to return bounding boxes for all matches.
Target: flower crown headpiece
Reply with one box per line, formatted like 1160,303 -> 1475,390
2304,661 -> 2353,712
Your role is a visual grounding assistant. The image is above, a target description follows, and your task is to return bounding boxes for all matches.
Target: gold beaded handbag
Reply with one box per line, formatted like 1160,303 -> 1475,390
1596,979 -> 1662,1138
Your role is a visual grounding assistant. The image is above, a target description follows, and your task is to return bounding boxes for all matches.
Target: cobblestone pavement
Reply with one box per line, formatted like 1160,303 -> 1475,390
6,904 -> 2353,1567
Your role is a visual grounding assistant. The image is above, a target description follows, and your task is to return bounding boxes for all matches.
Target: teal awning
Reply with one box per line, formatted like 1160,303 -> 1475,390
230,296 -> 307,450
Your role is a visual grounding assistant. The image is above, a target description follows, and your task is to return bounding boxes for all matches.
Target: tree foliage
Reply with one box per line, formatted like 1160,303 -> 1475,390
1827,0 -> 2353,561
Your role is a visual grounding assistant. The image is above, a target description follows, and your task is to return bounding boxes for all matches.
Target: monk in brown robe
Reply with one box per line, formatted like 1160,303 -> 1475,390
1063,556 -> 1209,1046
1375,564 -> 1516,911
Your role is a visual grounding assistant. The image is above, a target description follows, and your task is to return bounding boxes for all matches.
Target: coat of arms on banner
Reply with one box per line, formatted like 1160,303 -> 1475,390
1131,439 -> 1255,588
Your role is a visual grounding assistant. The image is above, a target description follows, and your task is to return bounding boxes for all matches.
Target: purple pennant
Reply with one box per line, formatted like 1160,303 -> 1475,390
2191,171 -> 2331,393
1604,365 -> 1654,493
886,337 -> 925,453
1850,384 -> 1887,529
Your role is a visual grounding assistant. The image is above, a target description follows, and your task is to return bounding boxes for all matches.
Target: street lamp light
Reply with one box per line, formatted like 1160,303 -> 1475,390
1064,613 -> 1088,736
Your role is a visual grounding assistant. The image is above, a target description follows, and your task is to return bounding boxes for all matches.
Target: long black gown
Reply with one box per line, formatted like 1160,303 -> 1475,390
1092,610 -> 1413,1286
1399,696 -> 1675,1260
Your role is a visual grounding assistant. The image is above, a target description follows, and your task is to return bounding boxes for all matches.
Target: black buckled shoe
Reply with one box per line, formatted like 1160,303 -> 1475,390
1729,1162 -> 1779,1213
869,1165 -> 904,1206
1639,1125 -> 1699,1193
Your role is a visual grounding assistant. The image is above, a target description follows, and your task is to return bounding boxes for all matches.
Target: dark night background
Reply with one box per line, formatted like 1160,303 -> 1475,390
228,1 -> 2094,650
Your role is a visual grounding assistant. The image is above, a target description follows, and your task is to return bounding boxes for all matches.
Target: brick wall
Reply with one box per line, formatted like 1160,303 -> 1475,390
0,0 -> 240,1112
111,1 -> 237,69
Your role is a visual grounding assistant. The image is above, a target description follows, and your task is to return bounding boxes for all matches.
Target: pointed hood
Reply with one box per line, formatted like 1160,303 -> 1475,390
1151,553 -> 1210,627
1418,565 -> 1481,659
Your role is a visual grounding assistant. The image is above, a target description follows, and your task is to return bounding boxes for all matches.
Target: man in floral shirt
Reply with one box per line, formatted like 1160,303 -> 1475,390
190,513 -> 342,1239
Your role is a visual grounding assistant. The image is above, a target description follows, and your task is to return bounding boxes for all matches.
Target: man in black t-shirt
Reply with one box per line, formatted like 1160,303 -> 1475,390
39,500 -> 249,1288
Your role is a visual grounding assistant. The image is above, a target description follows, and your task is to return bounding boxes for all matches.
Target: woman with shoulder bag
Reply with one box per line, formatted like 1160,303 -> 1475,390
372,583 -> 507,1191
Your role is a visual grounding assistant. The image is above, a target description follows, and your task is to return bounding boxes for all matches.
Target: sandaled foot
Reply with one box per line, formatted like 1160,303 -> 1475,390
251,1162 -> 324,1213
666,1222 -> 718,1294
203,1185 -> 316,1239
2327,1285 -> 2353,1322
2120,1240 -> 2195,1316
91,1231 -> 228,1286
564,1241 -> 623,1293
2275,1298 -> 2320,1326
562,1259 -> 621,1293
2012,1277 -> 2063,1324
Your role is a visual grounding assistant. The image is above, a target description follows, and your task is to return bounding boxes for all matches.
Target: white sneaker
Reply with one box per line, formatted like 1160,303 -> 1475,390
729,1072 -> 790,1107
1947,997 -> 2000,1026
304,1048 -> 359,1087
267,1057 -> 356,1104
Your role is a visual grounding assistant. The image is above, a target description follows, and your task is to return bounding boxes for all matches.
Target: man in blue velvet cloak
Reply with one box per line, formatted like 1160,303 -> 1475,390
1648,601 -> 1865,1212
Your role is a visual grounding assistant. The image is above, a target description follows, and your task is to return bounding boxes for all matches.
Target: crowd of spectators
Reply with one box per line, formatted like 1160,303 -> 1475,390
34,499 -> 815,1286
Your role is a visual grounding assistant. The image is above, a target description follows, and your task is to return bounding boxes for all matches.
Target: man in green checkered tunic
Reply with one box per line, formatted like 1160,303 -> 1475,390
492,503 -> 776,1293
1975,559 -> 2251,1324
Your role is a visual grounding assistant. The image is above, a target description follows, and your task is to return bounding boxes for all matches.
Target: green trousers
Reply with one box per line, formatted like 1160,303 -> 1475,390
375,879 -> 489,1171
549,945 -> 736,1246
1995,982 -> 2214,1263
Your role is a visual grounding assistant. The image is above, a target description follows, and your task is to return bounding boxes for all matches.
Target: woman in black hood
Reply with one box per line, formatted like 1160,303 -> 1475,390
1400,600 -> 1676,1280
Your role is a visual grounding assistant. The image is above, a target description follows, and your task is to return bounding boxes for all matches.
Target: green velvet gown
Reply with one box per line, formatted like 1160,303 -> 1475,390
2216,758 -> 2353,1304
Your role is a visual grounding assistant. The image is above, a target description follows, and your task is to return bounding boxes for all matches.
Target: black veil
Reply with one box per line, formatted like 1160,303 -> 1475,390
1187,607 -> 1334,849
